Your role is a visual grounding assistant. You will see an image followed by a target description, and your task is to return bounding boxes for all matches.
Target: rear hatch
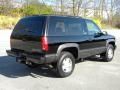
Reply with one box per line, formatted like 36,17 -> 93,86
10,16 -> 46,53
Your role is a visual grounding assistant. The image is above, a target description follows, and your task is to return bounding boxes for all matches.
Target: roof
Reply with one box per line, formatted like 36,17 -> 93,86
25,14 -> 83,19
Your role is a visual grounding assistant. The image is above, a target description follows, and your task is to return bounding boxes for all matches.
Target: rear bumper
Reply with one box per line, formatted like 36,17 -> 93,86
6,50 -> 56,64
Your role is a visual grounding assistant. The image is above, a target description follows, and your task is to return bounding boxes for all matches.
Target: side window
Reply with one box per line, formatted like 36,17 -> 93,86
67,18 -> 87,36
48,17 -> 66,36
48,17 -> 87,36
86,20 -> 101,35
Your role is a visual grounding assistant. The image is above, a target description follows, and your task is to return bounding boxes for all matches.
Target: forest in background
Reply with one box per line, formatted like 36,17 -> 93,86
0,0 -> 120,29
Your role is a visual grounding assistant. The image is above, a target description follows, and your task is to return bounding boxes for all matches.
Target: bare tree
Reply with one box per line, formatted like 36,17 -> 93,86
76,0 -> 82,16
0,0 -> 13,15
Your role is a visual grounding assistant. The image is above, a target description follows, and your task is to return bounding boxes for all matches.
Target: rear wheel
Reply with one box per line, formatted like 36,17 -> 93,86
56,51 -> 75,77
100,44 -> 114,62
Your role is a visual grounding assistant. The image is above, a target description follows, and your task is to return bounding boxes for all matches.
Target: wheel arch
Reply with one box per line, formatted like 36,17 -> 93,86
106,39 -> 116,49
56,43 -> 79,60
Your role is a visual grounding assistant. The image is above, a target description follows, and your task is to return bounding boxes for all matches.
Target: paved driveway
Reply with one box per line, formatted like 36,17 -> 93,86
0,30 -> 120,90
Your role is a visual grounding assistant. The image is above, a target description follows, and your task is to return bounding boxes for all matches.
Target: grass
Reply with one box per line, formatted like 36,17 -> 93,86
0,15 -> 20,30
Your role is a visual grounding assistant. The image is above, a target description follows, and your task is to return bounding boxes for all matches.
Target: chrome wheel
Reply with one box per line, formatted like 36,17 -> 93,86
100,45 -> 114,62
57,51 -> 75,77
62,57 -> 72,73
108,48 -> 113,59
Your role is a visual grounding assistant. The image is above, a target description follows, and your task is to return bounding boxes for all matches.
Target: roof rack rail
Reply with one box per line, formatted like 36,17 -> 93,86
30,14 -> 82,18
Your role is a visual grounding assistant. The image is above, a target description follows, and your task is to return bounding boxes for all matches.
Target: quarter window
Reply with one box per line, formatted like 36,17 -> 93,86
48,17 -> 66,36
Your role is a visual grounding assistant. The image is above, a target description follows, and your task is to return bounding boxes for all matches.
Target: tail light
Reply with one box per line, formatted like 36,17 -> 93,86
41,36 -> 48,51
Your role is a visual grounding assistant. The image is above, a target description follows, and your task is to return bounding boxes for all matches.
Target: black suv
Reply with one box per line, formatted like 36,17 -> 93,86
7,15 -> 116,77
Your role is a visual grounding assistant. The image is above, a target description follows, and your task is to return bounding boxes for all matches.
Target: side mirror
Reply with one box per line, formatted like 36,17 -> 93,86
102,31 -> 108,35
94,32 -> 103,37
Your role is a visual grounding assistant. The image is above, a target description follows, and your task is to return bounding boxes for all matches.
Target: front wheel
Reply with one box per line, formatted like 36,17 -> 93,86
101,44 -> 114,62
56,51 -> 75,77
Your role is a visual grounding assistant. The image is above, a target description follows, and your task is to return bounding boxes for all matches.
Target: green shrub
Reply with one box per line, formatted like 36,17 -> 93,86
91,17 -> 102,28
21,5 -> 53,16
0,15 -> 20,29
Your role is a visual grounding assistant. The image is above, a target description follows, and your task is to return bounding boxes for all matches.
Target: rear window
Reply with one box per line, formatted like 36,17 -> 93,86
12,16 -> 45,36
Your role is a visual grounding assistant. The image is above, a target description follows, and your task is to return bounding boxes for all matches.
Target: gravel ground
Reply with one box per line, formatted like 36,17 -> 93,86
0,30 -> 120,90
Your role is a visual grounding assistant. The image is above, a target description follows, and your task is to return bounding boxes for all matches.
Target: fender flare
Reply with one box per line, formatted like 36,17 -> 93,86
56,43 -> 79,58
106,39 -> 115,47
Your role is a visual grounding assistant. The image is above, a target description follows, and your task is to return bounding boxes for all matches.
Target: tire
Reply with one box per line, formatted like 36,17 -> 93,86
56,51 -> 75,77
101,44 -> 114,62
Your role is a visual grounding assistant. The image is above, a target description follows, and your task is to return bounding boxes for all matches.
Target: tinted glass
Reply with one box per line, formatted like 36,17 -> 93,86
48,16 -> 87,36
12,16 -> 45,36
66,18 -> 87,36
86,20 -> 101,35
48,17 -> 66,36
